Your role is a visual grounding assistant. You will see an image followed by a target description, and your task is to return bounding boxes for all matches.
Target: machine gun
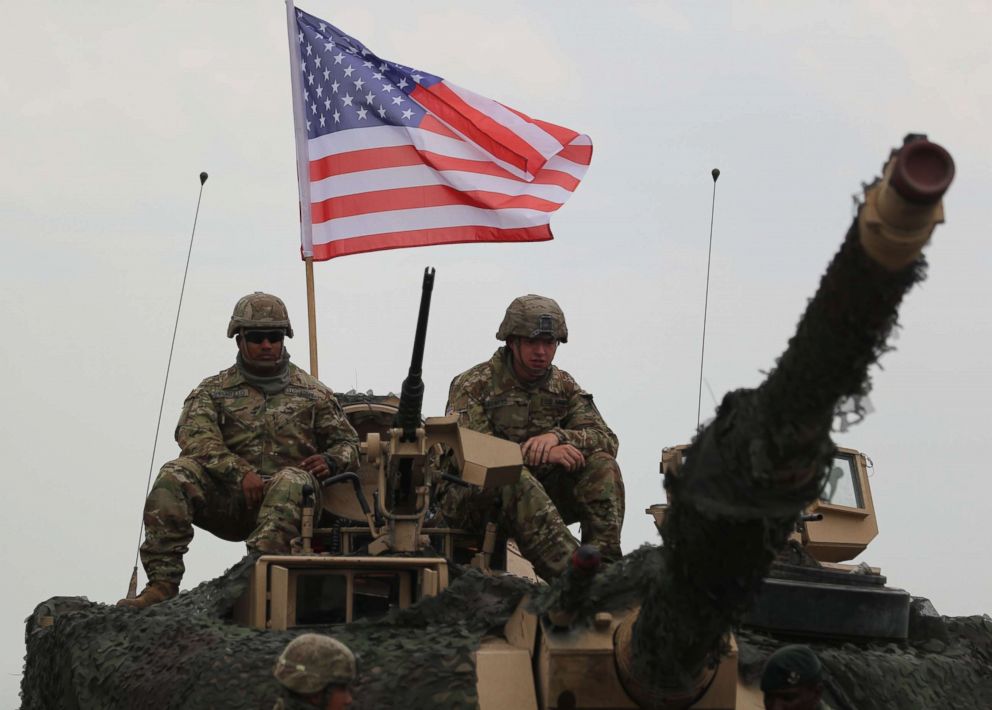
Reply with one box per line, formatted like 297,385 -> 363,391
236,268 -> 526,630
345,266 -> 525,555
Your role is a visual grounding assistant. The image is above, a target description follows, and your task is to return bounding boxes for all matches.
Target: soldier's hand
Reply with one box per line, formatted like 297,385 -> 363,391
521,433 -> 560,466
241,470 -> 265,508
300,454 -> 331,480
547,444 -> 586,472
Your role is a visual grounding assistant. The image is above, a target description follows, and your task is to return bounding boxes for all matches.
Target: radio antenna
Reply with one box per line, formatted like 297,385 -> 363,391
125,171 -> 209,599
696,168 -> 720,430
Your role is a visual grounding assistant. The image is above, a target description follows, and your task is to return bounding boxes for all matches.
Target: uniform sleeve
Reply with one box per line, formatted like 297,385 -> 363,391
550,389 -> 619,458
175,388 -> 255,485
316,394 -> 360,474
445,373 -> 495,435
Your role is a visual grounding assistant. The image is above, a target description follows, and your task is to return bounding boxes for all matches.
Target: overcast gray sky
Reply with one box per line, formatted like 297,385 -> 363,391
3,1 -> 991,704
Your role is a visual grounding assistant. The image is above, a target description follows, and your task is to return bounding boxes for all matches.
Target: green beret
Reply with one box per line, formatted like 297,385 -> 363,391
760,644 -> 823,692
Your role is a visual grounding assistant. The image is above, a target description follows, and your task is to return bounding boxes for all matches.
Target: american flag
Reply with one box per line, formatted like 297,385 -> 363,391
289,6 -> 593,260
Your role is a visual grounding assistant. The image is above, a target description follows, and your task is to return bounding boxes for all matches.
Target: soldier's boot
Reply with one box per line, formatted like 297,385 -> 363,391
116,580 -> 179,609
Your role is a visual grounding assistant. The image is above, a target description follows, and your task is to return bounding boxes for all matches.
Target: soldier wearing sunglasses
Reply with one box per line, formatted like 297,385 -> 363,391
119,292 -> 359,609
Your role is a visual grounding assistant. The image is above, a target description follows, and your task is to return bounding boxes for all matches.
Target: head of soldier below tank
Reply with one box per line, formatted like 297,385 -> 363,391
497,294 -> 569,382
273,634 -> 356,710
227,291 -> 295,376
761,644 -> 826,710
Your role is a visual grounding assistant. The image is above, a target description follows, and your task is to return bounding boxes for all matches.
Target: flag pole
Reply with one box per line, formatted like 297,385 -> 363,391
285,0 -> 319,377
305,256 -> 319,377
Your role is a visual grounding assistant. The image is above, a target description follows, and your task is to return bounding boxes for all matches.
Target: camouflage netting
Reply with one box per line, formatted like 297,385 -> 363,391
22,555 -> 536,710
23,552 -> 992,709
738,598 -> 992,709
614,218 -> 927,695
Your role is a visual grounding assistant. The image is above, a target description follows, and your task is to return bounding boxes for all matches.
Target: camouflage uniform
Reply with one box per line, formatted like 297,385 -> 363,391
442,346 -> 624,565
140,363 -> 359,586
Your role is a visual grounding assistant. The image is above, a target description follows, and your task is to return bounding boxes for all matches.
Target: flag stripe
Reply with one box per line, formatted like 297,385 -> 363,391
419,114 -> 461,139
309,163 -> 577,204
309,124 -> 512,165
499,103 -> 580,148
311,224 -> 552,260
446,83 -> 564,160
412,83 -> 546,176
312,185 -> 562,222
556,142 -> 593,166
312,204 -> 551,241
310,137 -> 592,184
308,123 -> 549,182
311,144 -> 531,182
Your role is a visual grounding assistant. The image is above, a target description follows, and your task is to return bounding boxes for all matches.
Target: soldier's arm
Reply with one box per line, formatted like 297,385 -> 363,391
550,387 -> 619,458
315,393 -> 360,474
446,374 -> 495,435
175,388 -> 256,485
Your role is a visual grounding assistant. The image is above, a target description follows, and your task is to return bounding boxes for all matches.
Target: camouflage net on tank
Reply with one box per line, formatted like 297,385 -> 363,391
628,220 -> 926,692
22,555 -> 536,710
24,554 -> 992,709
738,598 -> 992,710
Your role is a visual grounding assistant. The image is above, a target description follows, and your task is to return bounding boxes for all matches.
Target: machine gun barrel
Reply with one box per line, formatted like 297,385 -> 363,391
613,136 -> 955,705
395,267 -> 435,442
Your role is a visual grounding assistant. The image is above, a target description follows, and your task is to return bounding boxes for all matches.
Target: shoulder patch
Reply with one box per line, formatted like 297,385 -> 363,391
579,391 -> 604,416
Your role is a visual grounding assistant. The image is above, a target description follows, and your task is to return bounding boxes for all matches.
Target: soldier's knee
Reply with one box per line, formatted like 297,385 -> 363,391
144,483 -> 192,527
264,467 -> 321,508
503,469 -> 552,508
271,466 -> 311,487
154,457 -> 203,487
148,458 -> 207,509
577,453 -> 623,494
586,452 -> 621,477
514,468 -> 544,494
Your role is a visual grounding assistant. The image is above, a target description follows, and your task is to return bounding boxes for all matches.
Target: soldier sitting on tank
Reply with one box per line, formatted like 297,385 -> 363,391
118,292 -> 360,609
761,645 -> 831,710
439,295 -> 624,571
273,634 -> 356,709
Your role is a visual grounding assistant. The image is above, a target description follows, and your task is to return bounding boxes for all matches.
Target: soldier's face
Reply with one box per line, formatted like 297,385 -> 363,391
508,335 -> 558,382
237,329 -> 285,373
763,683 -> 822,710
323,685 -> 352,710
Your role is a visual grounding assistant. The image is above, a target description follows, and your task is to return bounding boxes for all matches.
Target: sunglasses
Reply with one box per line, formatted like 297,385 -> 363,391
242,329 -> 286,344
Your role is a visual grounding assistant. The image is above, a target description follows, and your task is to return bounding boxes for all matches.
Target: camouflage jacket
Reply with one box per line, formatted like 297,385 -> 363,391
446,347 -> 618,458
176,363 -> 359,485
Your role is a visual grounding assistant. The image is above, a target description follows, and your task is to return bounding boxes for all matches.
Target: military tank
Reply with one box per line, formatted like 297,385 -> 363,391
22,135 -> 989,710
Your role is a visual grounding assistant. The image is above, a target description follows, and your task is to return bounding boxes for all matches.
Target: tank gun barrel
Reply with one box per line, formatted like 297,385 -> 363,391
394,267 -> 435,442
615,136 -> 955,705
754,135 -> 953,467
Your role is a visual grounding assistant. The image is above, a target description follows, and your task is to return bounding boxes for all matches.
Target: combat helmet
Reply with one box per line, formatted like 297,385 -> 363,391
496,294 -> 568,343
227,292 -> 294,338
273,634 -> 356,694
